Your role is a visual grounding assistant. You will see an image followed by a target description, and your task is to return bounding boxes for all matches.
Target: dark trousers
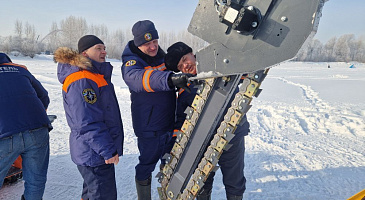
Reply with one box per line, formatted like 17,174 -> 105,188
202,124 -> 248,196
77,164 -> 117,200
135,131 -> 173,181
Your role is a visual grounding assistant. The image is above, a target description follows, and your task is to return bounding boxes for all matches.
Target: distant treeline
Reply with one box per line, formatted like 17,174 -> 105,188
295,34 -> 365,63
1,16 -> 364,62
0,16 -> 207,59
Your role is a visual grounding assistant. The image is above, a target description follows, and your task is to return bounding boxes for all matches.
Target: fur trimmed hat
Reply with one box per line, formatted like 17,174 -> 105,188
165,42 -> 193,72
132,20 -> 159,47
78,35 -> 104,53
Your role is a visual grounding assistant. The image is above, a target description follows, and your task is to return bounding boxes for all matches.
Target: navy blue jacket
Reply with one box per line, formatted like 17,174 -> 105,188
121,41 -> 176,134
0,53 -> 50,139
176,84 -> 249,135
57,53 -> 124,167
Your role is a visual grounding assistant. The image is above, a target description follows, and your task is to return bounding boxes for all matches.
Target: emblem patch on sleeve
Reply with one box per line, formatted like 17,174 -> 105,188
82,88 -> 97,104
125,60 -> 136,67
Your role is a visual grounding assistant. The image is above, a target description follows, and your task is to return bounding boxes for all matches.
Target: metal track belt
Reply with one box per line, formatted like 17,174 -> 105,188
157,69 -> 269,200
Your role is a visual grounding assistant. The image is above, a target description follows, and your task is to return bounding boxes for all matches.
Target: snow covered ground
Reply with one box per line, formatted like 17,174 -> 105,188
0,55 -> 364,200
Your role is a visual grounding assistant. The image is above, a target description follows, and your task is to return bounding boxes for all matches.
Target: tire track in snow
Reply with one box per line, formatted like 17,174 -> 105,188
244,76 -> 365,199
276,77 -> 364,137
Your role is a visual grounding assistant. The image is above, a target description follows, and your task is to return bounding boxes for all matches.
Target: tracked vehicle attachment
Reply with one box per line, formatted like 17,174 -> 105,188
158,0 -> 326,199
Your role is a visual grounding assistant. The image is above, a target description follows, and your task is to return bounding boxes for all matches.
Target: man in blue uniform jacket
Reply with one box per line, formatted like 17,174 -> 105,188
121,20 -> 192,199
0,53 -> 51,200
165,42 -> 250,200
54,35 -> 124,200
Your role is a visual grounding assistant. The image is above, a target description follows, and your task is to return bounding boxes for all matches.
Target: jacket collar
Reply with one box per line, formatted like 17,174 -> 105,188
89,59 -> 113,81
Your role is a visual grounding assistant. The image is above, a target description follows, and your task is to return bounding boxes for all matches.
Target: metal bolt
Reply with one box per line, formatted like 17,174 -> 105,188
247,6 -> 254,11
281,16 -> 288,22
223,58 -> 229,64
255,74 -> 259,79
252,22 -> 258,27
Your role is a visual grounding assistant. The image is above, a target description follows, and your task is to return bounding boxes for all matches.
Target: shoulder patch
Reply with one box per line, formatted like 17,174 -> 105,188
125,60 -> 136,67
82,88 -> 97,104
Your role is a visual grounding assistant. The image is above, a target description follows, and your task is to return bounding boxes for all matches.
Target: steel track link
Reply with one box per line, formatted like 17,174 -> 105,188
157,69 -> 268,200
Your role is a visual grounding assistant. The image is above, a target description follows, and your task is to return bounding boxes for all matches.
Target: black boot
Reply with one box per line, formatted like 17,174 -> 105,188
226,193 -> 243,200
196,188 -> 212,200
21,195 -> 43,200
135,176 -> 151,200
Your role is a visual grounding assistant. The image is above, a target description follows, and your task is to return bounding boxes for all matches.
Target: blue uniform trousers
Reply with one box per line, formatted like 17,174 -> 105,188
77,164 -> 117,200
202,123 -> 248,196
135,131 -> 173,181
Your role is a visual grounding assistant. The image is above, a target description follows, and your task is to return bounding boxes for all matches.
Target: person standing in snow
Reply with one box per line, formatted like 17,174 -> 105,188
165,42 -> 250,200
0,53 -> 52,200
121,20 -> 192,199
54,35 -> 124,200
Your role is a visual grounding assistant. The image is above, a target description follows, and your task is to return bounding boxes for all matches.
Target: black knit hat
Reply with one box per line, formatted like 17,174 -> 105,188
165,42 -> 193,72
78,35 -> 104,53
132,20 -> 159,47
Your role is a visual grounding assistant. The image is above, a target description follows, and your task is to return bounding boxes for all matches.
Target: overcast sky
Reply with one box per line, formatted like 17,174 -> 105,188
1,0 -> 364,43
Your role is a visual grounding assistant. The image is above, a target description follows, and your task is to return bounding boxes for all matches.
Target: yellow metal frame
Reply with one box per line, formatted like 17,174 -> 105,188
348,189 -> 365,200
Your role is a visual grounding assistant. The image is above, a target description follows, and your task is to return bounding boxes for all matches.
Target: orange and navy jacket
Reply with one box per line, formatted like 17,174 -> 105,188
0,53 -> 50,138
121,41 -> 176,134
57,58 -> 124,167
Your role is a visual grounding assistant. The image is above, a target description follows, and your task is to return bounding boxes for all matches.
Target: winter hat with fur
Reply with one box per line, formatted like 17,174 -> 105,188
132,20 -> 159,47
78,35 -> 104,53
165,42 -> 193,72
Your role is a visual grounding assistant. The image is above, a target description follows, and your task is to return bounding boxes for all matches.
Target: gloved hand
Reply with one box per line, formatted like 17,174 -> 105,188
168,73 -> 194,93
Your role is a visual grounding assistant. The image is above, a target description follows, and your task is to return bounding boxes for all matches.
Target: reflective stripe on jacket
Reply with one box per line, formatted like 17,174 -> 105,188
57,59 -> 124,167
121,41 -> 176,133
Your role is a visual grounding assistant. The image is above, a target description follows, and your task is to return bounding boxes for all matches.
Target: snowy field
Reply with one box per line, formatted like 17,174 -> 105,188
0,55 -> 364,200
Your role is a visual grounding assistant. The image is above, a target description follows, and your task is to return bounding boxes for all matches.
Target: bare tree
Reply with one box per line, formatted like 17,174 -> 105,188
59,16 -> 88,49
14,20 -> 23,37
89,24 -> 109,41
333,35 -> 353,62
106,29 -> 125,59
323,37 -> 337,62
21,22 -> 38,57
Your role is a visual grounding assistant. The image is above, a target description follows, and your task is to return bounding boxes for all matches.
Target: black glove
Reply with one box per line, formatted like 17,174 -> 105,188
168,73 -> 194,93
